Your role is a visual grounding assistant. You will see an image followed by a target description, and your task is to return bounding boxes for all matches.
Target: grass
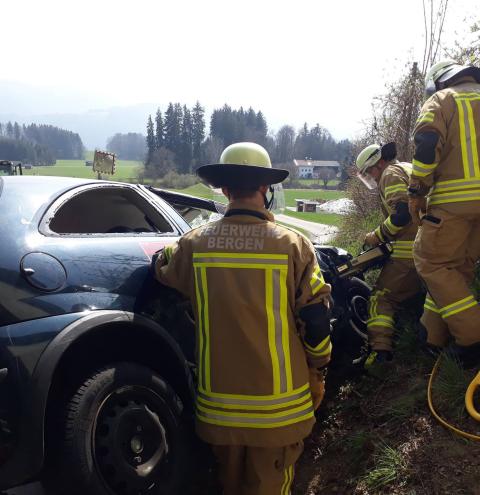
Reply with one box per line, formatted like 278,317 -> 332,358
282,209 -> 343,227
283,188 -> 345,205
176,184 -> 347,207
176,183 -> 215,200
361,443 -> 408,490
432,353 -> 472,422
24,158 -> 142,181
293,179 -> 340,186
276,221 -> 311,239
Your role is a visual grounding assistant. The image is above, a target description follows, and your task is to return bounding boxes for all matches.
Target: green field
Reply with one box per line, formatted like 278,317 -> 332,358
294,178 -> 340,186
174,184 -> 345,227
176,184 -> 346,206
283,188 -> 345,204
283,209 -> 343,226
24,158 -> 142,181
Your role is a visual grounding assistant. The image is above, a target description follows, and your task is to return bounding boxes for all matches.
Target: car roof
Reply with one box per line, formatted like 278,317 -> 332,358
2,175 -> 102,190
0,175 -> 142,198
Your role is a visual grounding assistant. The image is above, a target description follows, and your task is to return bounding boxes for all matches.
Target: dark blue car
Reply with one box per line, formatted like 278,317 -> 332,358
0,176 -> 224,495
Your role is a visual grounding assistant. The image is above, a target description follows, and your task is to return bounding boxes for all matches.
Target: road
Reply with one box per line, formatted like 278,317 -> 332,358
276,214 -> 338,244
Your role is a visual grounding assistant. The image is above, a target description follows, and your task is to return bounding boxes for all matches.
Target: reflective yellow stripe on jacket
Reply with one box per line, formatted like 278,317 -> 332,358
310,265 -> 326,295
429,178 -> 480,205
416,111 -> 435,125
438,295 -> 477,319
281,465 -> 295,495
196,383 -> 314,429
193,252 -> 314,429
424,295 -> 440,314
428,92 -> 480,204
390,240 -> 414,259
368,288 -> 394,329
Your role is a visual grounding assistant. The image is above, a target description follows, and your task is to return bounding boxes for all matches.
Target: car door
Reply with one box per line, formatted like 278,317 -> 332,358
26,182 -> 189,316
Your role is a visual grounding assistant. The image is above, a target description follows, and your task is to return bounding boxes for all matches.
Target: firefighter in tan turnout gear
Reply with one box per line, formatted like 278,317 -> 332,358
408,59 -> 480,367
156,142 -> 332,495
356,142 -> 422,365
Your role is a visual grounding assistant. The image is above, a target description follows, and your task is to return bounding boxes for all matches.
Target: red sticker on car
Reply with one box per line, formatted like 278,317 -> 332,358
139,241 -> 169,260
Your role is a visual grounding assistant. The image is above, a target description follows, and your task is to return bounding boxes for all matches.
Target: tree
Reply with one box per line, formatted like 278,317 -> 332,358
254,111 -> 268,145
155,109 -> 164,150
449,20 -> 480,65
107,133 -> 146,161
13,122 -> 21,141
146,115 -> 155,164
145,147 -> 175,180
192,101 -> 205,168
316,167 -> 337,188
202,136 -> 224,166
178,105 -> 193,174
6,122 -> 13,139
274,125 -> 296,164
164,103 -> 183,158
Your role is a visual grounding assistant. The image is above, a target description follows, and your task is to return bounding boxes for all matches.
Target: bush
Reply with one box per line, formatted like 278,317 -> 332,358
333,175 -> 383,254
158,171 -> 198,189
282,178 -> 303,189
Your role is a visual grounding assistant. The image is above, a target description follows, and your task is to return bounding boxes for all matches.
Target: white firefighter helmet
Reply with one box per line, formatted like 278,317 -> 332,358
425,59 -> 480,97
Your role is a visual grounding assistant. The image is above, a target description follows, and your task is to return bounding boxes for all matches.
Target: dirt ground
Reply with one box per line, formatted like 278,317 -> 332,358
292,355 -> 480,495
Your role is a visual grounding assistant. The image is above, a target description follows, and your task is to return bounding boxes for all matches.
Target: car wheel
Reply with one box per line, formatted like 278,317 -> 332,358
331,277 -> 370,359
345,277 -> 371,343
43,362 -> 187,495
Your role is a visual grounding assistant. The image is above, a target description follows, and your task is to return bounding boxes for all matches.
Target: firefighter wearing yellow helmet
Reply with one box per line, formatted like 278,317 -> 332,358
408,59 -> 480,366
356,142 -> 422,365
156,142 -> 332,494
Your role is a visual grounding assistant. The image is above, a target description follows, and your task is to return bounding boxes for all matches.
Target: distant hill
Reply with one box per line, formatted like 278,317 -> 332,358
0,81 -> 160,149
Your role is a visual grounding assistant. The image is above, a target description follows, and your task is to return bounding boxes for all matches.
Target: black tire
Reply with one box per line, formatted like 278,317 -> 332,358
332,277 -> 370,359
43,362 -> 187,495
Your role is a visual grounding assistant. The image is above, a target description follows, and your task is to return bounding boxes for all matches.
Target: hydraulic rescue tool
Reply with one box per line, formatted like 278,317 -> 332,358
314,241 -> 393,363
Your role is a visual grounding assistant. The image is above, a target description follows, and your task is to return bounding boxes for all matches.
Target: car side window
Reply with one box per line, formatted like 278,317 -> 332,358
49,187 -> 174,235
172,204 -> 223,229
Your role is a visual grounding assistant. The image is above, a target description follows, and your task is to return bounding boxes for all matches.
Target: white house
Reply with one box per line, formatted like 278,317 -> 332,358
293,159 -> 340,179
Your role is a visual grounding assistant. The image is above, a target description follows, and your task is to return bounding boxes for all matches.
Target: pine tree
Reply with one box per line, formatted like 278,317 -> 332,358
164,103 -> 183,166
13,122 -> 21,141
6,122 -> 14,139
146,115 -> 155,164
275,125 -> 296,164
155,109 -> 164,150
192,101 -> 205,167
178,105 -> 193,174
255,111 -> 267,145
246,108 -> 256,129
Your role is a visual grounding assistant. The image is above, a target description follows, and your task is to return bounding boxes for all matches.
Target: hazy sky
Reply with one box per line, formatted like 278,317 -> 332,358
1,0 -> 478,139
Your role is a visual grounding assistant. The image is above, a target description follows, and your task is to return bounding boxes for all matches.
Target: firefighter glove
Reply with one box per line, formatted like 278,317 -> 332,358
364,231 -> 381,247
408,196 -> 427,225
364,350 -> 393,370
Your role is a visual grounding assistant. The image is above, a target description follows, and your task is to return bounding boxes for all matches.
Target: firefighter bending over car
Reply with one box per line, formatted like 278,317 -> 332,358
356,142 -> 422,365
408,59 -> 480,367
156,142 -> 332,495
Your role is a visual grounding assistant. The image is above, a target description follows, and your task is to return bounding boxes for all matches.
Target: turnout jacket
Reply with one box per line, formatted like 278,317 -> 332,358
410,79 -> 480,206
374,162 -> 417,260
156,200 -> 332,447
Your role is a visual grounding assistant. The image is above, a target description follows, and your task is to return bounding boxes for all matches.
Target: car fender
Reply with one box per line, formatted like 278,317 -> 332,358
0,310 -> 194,489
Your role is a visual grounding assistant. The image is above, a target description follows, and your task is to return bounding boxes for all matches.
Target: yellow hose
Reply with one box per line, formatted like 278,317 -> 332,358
427,357 -> 480,441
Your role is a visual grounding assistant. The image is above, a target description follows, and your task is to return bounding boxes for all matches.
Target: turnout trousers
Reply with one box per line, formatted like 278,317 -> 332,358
212,442 -> 304,495
414,203 -> 480,347
368,259 -> 423,352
